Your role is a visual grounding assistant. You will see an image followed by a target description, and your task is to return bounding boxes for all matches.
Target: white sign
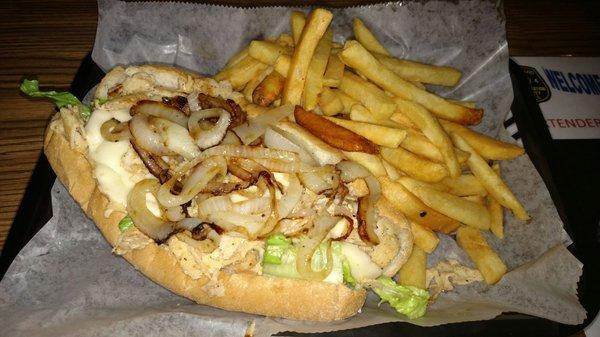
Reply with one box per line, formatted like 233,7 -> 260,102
514,57 -> 600,140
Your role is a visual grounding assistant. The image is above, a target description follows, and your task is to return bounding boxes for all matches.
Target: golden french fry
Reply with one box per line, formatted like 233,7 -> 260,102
248,40 -> 291,65
462,195 -> 485,204
441,120 -> 525,160
323,53 -> 345,87
401,130 -> 444,162
378,177 -> 460,233
395,97 -> 460,177
276,33 -> 295,48
447,99 -> 476,109
283,9 -> 333,106
223,45 -> 250,70
381,158 -> 402,180
325,117 -> 407,148
399,245 -> 427,289
410,221 -> 439,254
390,111 -> 418,129
303,29 -> 332,109
319,87 -> 344,116
274,54 -> 291,77
350,104 -> 403,128
488,163 -> 504,239
410,80 -> 426,90
451,133 -> 530,221
243,66 -> 272,103
440,174 -> 487,197
339,41 -> 482,125
214,56 -> 268,90
375,53 -> 462,87
343,151 -> 387,177
381,147 -> 448,183
291,11 -> 306,45
339,71 -> 396,119
253,70 -> 285,107
352,18 -> 390,56
398,176 -> 491,230
456,226 -> 507,284
335,90 -> 359,113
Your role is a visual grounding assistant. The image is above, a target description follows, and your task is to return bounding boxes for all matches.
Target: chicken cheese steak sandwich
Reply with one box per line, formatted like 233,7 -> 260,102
24,65 -> 425,320
22,8 -> 530,323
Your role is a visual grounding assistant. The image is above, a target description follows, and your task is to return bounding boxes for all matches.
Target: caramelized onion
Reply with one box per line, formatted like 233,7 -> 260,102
129,113 -> 174,155
188,108 -> 231,149
356,175 -> 382,245
232,104 -> 294,144
296,214 -> 340,280
277,174 -> 303,219
100,119 -> 131,142
336,161 -> 370,182
150,117 -> 201,160
202,145 -> 299,162
221,130 -> 242,145
298,166 -> 340,194
127,179 -> 173,241
131,100 -> 188,127
328,215 -> 353,241
251,158 -> 318,173
263,127 -> 316,164
157,156 -> 227,207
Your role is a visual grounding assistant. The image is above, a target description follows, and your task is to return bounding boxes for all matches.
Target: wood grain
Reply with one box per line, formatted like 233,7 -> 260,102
0,0 -> 598,255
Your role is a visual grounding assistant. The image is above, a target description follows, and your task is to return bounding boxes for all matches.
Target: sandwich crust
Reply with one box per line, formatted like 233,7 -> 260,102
43,65 -> 366,321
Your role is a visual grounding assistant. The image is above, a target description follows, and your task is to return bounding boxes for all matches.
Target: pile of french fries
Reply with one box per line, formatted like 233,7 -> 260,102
215,9 -> 529,288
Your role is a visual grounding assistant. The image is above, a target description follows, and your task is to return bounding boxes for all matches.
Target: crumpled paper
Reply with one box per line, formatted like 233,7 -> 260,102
0,1 -> 586,336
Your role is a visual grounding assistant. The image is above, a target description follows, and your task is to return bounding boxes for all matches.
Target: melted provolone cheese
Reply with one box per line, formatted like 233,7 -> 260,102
85,107 -> 154,209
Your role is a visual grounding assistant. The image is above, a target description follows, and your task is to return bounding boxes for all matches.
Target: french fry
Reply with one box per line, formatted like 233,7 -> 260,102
451,133 -> 530,221
243,66 -> 272,103
222,46 -> 250,70
294,105 -> 379,154
324,117 -> 407,148
395,97 -> 460,177
339,71 -> 396,119
447,99 -> 476,109
440,174 -> 487,197
283,9 -> 333,106
303,29 -> 332,109
410,80 -> 426,90
375,53 -> 462,87
335,90 -> 360,113
276,33 -> 295,48
488,163 -> 504,239
401,130 -> 444,162
410,221 -> 439,254
274,54 -> 291,76
381,147 -> 448,183
323,53 -> 345,87
343,151 -> 387,177
253,71 -> 285,107
378,177 -> 460,233
339,41 -> 483,125
456,226 -> 507,285
352,18 -> 390,56
398,176 -> 491,230
399,245 -> 427,289
390,111 -> 418,129
462,195 -> 485,204
248,40 -> 291,65
319,87 -> 344,116
381,158 -> 402,180
291,11 -> 306,45
275,120 -> 343,166
440,120 -> 525,160
214,55 -> 268,90
350,104 -> 403,128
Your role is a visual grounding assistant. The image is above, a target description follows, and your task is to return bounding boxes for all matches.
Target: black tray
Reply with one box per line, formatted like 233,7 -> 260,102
1,55 -> 598,337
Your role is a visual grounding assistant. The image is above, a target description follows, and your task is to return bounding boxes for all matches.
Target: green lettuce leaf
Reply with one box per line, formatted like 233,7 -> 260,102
371,277 -> 430,319
342,258 -> 357,287
262,234 -> 343,284
20,79 -> 91,121
118,215 -> 134,232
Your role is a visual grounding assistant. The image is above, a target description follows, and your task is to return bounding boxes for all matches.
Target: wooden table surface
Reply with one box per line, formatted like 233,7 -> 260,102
0,0 -> 599,251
